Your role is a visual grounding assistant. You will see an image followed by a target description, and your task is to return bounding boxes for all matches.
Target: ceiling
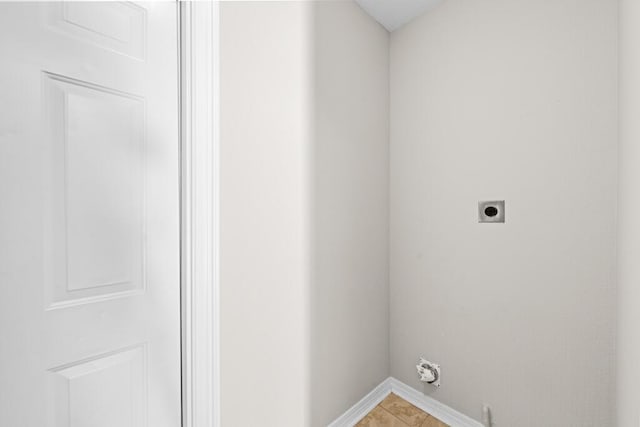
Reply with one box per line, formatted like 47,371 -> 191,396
355,0 -> 445,32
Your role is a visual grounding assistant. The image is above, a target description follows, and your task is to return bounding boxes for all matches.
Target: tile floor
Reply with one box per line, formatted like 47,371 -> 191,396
355,393 -> 449,427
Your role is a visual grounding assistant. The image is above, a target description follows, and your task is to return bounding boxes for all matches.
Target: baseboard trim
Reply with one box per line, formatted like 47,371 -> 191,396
327,377 -> 483,427
327,378 -> 393,427
388,378 -> 483,427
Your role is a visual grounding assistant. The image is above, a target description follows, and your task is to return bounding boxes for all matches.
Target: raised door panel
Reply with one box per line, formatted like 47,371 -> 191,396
43,72 -> 146,309
47,2 -> 147,60
48,345 -> 147,427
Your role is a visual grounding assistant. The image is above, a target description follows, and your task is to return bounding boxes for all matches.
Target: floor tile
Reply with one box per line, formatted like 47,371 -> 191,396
379,393 -> 429,427
356,405 -> 408,427
421,415 -> 449,427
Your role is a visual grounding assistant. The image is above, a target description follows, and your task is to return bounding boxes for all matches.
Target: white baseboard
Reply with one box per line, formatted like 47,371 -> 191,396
388,378 -> 483,427
327,378 -> 393,427
327,377 -> 483,427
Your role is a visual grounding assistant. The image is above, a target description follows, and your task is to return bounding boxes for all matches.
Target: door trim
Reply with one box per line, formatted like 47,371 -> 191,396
179,2 -> 220,427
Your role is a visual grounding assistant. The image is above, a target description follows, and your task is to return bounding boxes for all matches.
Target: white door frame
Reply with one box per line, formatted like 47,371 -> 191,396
179,2 -> 220,427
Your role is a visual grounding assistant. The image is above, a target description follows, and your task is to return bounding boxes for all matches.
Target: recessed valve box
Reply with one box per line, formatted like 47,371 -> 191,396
416,357 -> 441,387
478,200 -> 505,223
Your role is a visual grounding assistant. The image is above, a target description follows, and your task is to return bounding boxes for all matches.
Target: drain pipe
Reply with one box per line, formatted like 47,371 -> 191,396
482,405 -> 493,427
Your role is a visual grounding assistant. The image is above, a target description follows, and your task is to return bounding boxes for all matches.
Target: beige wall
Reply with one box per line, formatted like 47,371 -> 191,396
220,2 -> 389,426
310,2 -> 390,425
221,1 -> 619,425
389,0 -> 618,425
220,2 -> 313,425
617,0 -> 640,425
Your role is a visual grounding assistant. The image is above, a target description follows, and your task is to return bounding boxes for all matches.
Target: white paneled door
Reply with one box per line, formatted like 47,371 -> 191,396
0,2 -> 181,426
